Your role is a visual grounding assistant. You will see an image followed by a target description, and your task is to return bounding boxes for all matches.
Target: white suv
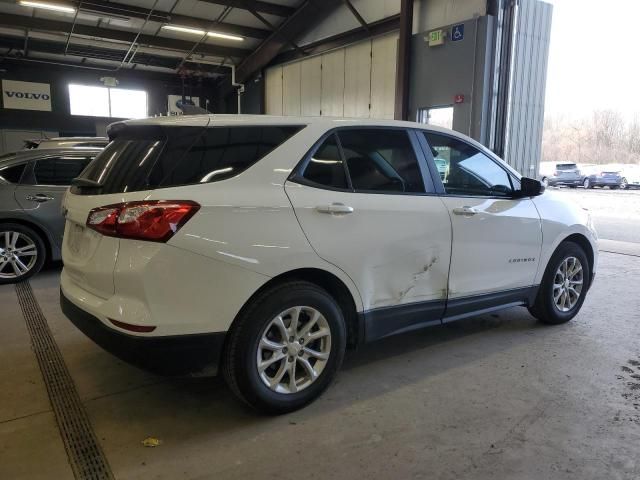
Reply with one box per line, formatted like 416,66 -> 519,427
60,115 -> 598,413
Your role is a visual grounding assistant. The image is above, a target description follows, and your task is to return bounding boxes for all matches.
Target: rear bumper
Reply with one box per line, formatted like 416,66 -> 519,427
60,290 -> 226,376
548,178 -> 582,186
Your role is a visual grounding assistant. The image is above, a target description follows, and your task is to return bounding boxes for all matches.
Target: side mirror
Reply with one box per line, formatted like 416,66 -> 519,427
517,177 -> 545,197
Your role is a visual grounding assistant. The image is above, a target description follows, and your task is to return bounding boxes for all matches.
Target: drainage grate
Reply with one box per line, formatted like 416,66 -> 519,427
15,282 -> 114,480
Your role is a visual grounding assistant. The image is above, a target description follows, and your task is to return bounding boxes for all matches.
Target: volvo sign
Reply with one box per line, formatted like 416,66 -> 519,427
2,80 -> 52,111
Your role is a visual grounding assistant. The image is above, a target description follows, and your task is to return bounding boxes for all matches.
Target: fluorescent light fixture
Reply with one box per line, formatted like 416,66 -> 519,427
19,1 -> 76,13
162,25 -> 205,36
207,31 -> 243,42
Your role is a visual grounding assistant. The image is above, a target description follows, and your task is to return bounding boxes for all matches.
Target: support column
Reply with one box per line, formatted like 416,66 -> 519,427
394,0 -> 413,120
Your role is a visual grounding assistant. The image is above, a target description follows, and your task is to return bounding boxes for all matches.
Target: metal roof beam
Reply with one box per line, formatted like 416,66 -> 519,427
76,1 -> 271,40
0,13 -> 251,58
197,0 -> 295,18
235,0 -> 344,83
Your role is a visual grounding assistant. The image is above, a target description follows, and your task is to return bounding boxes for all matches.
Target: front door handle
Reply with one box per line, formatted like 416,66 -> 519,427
316,203 -> 354,215
26,194 -> 55,203
452,206 -> 478,216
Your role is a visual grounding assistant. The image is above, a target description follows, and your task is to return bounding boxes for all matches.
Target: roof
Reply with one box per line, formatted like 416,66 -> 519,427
113,114 -> 454,131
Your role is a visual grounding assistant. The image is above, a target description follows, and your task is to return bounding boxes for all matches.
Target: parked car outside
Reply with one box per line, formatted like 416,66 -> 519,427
619,165 -> 640,189
0,147 -> 102,283
541,163 -> 583,187
60,115 -> 598,413
582,170 -> 623,189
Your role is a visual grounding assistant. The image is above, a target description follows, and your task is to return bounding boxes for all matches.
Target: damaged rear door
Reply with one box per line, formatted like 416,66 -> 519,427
286,127 -> 452,341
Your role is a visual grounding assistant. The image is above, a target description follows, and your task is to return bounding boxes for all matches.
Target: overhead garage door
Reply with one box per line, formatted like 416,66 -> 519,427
265,32 -> 399,119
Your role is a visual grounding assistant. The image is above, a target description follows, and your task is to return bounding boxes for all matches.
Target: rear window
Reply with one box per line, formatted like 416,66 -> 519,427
556,163 -> 577,170
73,125 -> 303,195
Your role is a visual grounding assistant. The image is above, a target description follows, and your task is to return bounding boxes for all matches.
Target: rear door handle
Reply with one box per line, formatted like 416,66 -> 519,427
452,206 -> 478,216
316,203 -> 354,215
26,194 -> 55,203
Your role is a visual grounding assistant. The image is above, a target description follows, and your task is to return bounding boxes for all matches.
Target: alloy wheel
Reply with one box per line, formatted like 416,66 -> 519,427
0,231 -> 38,279
620,178 -> 628,189
256,306 -> 332,394
553,256 -> 583,312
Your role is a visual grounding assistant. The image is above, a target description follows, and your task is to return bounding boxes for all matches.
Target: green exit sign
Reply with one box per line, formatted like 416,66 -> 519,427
427,29 -> 445,46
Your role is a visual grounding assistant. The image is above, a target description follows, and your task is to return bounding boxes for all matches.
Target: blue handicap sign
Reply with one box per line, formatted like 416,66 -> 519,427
452,24 -> 464,42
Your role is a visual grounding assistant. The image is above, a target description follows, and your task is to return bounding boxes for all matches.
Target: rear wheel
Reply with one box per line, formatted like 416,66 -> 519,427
223,281 -> 346,414
620,178 -> 628,189
0,223 -> 46,284
528,241 -> 590,325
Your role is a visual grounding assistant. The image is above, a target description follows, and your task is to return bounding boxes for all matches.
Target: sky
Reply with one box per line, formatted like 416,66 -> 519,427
543,0 -> 640,119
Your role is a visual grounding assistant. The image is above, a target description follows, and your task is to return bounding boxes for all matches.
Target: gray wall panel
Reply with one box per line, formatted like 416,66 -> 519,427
504,0 -> 553,176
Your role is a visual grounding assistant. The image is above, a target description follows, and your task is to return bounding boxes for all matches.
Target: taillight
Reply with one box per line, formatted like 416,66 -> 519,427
87,201 -> 200,242
553,170 -> 559,176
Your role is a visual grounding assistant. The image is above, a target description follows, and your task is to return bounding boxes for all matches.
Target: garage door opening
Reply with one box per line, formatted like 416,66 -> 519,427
417,106 -> 454,129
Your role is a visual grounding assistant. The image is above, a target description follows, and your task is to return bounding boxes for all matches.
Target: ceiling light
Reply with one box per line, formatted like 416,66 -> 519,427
19,0 -> 76,13
207,31 -> 244,42
162,25 -> 206,36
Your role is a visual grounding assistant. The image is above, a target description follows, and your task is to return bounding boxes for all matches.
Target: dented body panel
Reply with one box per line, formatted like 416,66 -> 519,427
285,181 -> 452,311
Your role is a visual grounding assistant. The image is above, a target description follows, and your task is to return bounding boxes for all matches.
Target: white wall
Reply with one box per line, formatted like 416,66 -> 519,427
413,0 -> 487,33
264,32 -> 398,119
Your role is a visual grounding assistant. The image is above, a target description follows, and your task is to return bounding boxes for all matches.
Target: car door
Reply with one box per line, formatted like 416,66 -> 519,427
285,128 -> 452,341
15,154 -> 95,249
420,132 -> 542,314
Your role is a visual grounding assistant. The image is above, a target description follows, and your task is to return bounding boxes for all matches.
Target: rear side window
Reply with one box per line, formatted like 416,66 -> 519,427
151,126 -> 302,188
338,129 -> 425,193
73,125 -> 303,194
301,134 -> 348,189
0,163 -> 26,183
33,157 -> 94,185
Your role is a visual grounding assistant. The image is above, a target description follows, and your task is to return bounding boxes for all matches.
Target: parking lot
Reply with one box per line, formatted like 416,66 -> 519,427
549,187 -> 640,243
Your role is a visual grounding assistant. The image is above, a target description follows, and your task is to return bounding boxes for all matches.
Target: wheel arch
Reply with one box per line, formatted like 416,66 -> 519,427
0,218 -> 52,263
228,268 -> 363,349
560,233 -> 595,288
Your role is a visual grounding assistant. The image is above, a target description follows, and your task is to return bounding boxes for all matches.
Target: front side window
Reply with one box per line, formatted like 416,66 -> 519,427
338,129 -> 425,193
33,157 -> 94,186
0,163 -> 26,184
424,133 -> 513,197
301,134 -> 348,189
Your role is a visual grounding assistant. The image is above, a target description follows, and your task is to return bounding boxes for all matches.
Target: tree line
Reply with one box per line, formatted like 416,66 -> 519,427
542,110 -> 640,165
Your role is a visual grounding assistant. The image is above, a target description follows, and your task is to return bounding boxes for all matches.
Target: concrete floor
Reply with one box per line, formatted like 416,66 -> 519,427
1,217 -> 640,479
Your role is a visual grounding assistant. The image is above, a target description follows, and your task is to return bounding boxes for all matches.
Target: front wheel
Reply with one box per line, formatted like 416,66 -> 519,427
620,178 -> 628,189
583,178 -> 592,189
528,241 -> 590,325
223,281 -> 346,414
0,223 -> 46,284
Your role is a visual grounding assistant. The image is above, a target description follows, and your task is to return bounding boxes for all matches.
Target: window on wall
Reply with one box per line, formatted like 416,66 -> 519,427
68,84 -> 147,119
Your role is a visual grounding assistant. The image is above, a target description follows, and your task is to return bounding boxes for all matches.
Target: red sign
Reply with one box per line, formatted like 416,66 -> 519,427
454,94 -> 465,104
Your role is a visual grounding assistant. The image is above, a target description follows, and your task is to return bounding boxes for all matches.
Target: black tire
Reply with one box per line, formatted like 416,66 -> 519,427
583,178 -> 592,189
528,241 -> 590,325
223,281 -> 347,414
0,223 -> 46,285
